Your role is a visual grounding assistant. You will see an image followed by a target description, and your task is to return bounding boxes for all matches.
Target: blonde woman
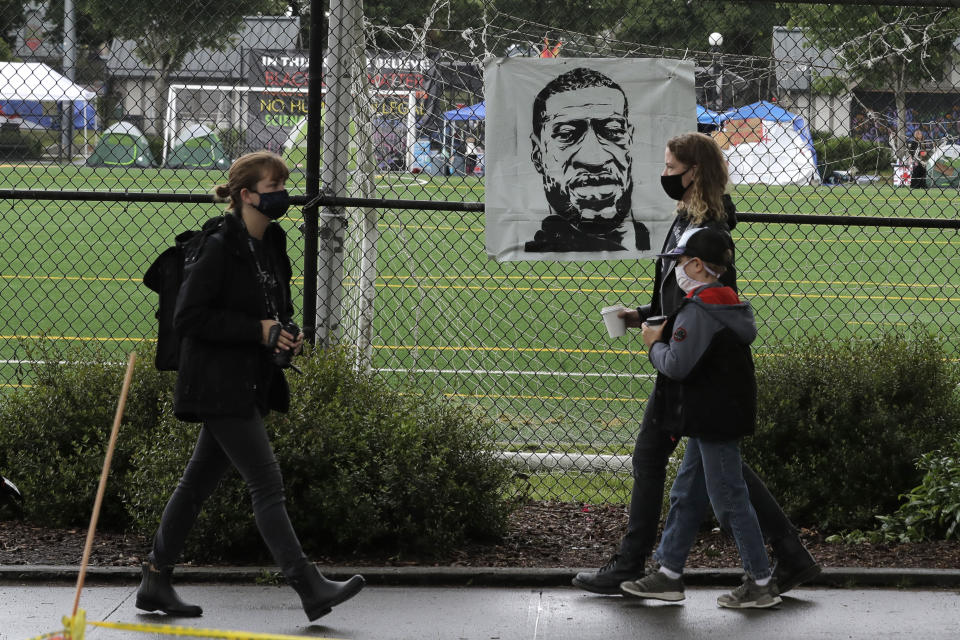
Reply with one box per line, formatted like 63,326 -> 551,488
136,151 -> 364,621
573,133 -> 820,597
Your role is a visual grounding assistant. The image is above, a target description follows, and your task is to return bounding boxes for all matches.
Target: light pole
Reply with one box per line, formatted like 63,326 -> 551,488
709,32 -> 723,112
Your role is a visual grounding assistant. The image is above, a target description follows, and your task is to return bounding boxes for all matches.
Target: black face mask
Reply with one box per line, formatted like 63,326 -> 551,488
252,189 -> 290,220
660,168 -> 691,201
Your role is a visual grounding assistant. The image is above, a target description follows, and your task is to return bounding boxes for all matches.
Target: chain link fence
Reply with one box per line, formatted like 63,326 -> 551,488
1,0 -> 958,503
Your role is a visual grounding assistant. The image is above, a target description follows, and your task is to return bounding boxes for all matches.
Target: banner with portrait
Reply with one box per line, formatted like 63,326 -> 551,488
484,58 -> 695,262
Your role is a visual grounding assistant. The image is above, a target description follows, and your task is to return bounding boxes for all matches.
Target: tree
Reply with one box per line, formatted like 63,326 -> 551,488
608,0 -> 789,58
83,0 -> 287,132
789,5 -> 960,160
0,0 -> 27,62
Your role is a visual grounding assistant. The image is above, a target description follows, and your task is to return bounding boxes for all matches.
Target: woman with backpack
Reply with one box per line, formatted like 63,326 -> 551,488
136,151 -> 364,622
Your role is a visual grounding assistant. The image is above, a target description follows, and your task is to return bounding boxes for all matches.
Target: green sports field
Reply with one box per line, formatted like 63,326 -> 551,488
1,164 -> 958,455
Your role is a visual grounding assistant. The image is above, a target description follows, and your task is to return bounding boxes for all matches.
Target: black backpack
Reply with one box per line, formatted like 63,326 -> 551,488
143,216 -> 225,370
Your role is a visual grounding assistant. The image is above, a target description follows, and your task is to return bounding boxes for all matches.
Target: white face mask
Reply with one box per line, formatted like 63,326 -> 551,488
674,260 -> 710,293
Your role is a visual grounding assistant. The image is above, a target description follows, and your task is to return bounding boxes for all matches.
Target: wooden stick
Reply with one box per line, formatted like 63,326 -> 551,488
71,351 -> 137,617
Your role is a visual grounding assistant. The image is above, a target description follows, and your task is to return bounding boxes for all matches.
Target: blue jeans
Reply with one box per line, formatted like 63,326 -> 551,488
619,403 -> 796,562
654,438 -> 772,580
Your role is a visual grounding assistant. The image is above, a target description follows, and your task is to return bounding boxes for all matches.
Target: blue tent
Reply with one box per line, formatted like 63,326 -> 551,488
0,99 -> 96,130
697,104 -> 724,126
443,101 -> 485,121
719,100 -> 817,166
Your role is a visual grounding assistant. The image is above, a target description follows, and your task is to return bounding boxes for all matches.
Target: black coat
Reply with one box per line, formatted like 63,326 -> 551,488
173,213 -> 293,422
638,194 -> 738,320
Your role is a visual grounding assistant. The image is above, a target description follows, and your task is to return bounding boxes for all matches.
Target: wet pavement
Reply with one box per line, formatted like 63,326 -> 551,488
1,576 -> 958,640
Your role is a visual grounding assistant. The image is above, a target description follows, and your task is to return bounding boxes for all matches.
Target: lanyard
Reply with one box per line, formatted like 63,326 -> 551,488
247,236 -> 280,320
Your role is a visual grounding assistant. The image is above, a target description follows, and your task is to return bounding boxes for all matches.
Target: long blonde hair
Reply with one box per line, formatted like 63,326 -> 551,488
213,151 -> 290,213
666,133 -> 728,225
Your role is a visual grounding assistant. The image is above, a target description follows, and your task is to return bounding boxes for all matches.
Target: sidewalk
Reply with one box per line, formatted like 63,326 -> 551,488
2,565 -> 959,640
3,563 -> 960,588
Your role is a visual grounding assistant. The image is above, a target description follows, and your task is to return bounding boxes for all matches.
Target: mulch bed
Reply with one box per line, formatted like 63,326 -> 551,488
2,501 -> 958,570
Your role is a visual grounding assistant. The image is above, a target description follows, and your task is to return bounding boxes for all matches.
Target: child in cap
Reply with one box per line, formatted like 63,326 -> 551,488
619,227 -> 780,609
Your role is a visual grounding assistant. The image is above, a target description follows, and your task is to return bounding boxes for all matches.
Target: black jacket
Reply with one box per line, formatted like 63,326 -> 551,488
646,283 -> 757,441
638,194 -> 738,320
173,213 -> 293,422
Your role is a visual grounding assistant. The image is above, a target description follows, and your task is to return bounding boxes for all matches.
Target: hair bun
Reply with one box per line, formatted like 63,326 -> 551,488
212,184 -> 231,202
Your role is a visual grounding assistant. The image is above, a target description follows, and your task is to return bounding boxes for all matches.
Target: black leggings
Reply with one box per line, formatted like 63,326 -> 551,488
149,413 -> 308,576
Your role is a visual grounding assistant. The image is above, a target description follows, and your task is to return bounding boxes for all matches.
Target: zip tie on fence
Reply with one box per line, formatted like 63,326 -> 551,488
88,620 -> 342,640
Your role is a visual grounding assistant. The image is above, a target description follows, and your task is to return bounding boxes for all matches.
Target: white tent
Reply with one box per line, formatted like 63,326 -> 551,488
0,62 -> 95,102
925,142 -> 960,188
712,101 -> 819,186
0,62 -> 96,154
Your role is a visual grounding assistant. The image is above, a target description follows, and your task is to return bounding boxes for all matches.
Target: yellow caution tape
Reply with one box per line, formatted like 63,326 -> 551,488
63,610 -> 86,640
88,620 -> 342,640
22,631 -> 68,640
22,610 -> 86,640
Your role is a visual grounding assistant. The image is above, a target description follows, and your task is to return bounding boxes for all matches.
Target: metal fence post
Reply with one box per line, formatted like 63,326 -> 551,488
302,0 -> 324,345
61,0 -> 77,159
317,0 -> 363,348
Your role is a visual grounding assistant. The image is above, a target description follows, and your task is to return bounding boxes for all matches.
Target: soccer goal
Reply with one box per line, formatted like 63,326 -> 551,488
163,84 -> 419,169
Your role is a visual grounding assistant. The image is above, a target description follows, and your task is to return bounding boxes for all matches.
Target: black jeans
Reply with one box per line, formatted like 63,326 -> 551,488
618,407 -> 797,561
149,413 -> 308,576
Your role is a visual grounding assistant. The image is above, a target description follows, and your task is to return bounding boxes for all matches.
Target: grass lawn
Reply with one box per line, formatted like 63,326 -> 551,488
1,164 -> 958,455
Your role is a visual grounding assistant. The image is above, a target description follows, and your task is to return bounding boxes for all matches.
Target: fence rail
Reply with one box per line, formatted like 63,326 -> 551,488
2,0 -> 959,502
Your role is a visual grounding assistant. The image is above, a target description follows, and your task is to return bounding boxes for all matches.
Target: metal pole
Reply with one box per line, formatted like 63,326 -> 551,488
317,0 -> 362,348
350,15 -> 377,369
62,0 -> 77,160
303,0 -> 324,345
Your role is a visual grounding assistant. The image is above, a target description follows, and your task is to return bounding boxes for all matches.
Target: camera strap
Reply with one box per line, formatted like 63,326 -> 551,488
246,236 -> 281,321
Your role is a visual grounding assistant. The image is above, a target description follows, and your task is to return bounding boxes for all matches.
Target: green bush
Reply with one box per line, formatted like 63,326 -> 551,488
871,435 -> 960,542
743,331 -> 960,532
273,347 -> 514,556
0,342 -> 174,528
0,342 -> 514,561
812,130 -> 893,178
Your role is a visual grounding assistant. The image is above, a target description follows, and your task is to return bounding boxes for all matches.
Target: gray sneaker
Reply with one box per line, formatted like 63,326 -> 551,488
717,577 -> 781,609
620,570 -> 685,602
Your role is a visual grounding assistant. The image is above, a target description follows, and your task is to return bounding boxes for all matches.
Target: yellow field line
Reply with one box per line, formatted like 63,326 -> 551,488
0,274 -> 307,285
4,270 -> 954,293
738,234 -> 960,246
375,281 -> 959,302
374,344 -> 636,355
443,392 -> 645,403
0,335 -> 154,342
376,273 -> 954,291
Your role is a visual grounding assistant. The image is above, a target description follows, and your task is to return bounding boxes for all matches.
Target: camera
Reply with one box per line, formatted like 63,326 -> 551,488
267,321 -> 302,373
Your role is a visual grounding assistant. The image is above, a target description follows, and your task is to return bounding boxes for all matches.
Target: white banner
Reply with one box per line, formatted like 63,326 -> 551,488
484,58 -> 695,262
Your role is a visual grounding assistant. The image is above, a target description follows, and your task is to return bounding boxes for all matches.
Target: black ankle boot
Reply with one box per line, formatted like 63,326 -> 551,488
771,535 -> 821,594
135,563 -> 203,616
287,563 -> 365,621
572,553 -> 647,595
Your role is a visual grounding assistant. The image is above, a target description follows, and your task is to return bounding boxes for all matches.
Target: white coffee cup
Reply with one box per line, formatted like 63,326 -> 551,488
601,305 -> 627,338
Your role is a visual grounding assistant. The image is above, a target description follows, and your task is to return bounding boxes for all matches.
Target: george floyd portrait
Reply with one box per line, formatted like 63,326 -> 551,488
484,58 -> 694,262
525,67 -> 648,253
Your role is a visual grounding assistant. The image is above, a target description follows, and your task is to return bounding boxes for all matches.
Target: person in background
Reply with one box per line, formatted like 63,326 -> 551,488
907,128 -> 930,189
